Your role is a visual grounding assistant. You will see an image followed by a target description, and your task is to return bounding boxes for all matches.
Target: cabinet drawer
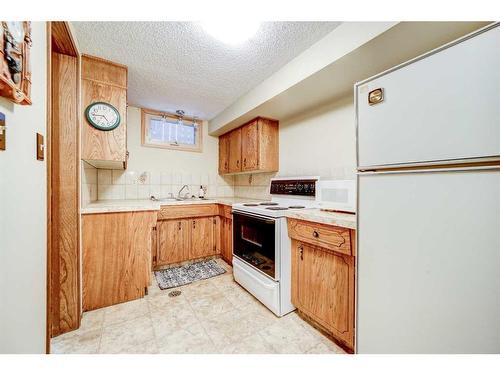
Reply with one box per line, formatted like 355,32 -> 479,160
287,218 -> 352,256
158,204 -> 218,220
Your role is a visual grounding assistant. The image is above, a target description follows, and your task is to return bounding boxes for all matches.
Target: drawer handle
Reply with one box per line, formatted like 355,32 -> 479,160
299,245 -> 304,260
243,158 -> 246,167
313,230 -> 319,238
193,220 -> 196,229
178,222 -> 181,230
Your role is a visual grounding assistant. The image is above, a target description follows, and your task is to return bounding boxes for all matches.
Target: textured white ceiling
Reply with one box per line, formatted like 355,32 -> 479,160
71,22 -> 340,119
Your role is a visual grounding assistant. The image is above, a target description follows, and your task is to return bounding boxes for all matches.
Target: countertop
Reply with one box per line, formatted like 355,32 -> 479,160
81,197 -> 262,214
285,208 -> 357,230
82,199 -> 357,229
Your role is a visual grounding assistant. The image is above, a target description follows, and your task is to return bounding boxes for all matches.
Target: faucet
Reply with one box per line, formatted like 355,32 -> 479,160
178,185 -> 191,199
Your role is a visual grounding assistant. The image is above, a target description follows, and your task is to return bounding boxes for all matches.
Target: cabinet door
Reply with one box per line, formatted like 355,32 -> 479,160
228,128 -> 242,173
190,217 -> 216,259
218,134 -> 230,174
292,240 -> 355,348
221,217 -> 233,264
157,219 -> 188,266
225,218 -> 233,264
241,120 -> 259,171
151,225 -> 157,269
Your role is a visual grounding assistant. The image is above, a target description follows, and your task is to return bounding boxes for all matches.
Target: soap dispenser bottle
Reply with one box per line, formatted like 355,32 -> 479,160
198,185 -> 205,199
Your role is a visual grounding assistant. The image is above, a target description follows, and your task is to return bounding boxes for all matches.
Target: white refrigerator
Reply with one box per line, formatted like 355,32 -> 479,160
355,23 -> 500,353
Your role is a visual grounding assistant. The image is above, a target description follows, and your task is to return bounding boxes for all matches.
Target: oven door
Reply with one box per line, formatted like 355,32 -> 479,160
232,211 -> 279,280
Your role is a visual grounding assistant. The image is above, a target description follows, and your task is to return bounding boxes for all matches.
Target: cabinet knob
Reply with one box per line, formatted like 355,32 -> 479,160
193,220 -> 196,229
313,230 -> 319,238
178,222 -> 181,230
237,160 -> 240,167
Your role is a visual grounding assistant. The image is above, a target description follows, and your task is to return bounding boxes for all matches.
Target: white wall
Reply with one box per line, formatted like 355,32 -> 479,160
209,22 -> 397,134
94,106 -> 234,201
234,96 -> 356,199
0,22 -> 47,353
279,96 -> 356,179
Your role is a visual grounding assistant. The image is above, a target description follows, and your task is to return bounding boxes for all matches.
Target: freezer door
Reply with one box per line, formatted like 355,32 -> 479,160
357,169 -> 500,353
357,25 -> 500,169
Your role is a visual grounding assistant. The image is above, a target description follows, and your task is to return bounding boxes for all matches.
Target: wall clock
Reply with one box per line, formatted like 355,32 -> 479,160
85,102 -> 121,131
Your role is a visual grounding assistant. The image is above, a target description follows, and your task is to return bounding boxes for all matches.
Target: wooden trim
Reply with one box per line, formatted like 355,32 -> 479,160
47,21 -> 81,345
218,116 -> 279,137
45,21 -> 52,355
51,22 -> 78,57
81,76 -> 127,90
81,53 -> 128,70
141,108 -> 203,153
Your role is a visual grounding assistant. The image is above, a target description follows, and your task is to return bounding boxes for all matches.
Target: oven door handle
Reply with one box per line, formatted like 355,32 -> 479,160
231,210 -> 276,225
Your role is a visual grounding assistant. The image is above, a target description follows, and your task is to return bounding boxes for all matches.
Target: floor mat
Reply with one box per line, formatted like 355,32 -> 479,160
154,259 -> 226,290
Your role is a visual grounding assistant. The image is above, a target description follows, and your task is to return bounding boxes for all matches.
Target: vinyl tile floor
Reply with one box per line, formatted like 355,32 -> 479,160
51,258 -> 346,354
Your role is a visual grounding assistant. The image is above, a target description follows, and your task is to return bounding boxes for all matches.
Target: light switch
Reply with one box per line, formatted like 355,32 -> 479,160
36,133 -> 44,161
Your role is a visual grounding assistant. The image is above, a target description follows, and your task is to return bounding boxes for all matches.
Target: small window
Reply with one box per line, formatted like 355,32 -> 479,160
141,108 -> 202,152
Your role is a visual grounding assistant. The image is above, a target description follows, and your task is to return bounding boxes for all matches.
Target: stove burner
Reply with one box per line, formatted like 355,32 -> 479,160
266,206 -> 289,211
243,203 -> 258,206
288,205 -> 306,209
259,202 -> 279,206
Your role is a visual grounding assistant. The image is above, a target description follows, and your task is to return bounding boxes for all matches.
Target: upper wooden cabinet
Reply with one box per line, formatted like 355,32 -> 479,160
228,128 -> 242,173
218,117 -> 278,175
81,55 -> 128,169
218,133 -> 230,174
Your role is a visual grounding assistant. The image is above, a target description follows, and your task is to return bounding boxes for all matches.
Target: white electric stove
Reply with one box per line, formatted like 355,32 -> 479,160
231,177 -> 319,317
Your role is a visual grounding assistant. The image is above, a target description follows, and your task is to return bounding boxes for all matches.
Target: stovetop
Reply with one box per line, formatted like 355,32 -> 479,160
232,177 -> 319,218
233,199 -> 316,218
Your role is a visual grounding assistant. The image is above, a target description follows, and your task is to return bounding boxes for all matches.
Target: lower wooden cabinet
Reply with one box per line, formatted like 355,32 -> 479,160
157,219 -> 189,265
189,217 -> 216,259
288,218 -> 356,351
221,217 -> 233,264
82,210 -> 157,311
154,215 -> 218,268
153,204 -> 233,269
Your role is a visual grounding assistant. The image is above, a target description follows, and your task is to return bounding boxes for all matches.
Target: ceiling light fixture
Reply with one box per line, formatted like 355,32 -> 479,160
200,20 -> 261,45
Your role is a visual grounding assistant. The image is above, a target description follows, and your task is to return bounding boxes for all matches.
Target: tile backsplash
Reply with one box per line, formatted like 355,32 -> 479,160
82,166 -> 357,204
233,172 -> 275,200
96,170 -> 234,200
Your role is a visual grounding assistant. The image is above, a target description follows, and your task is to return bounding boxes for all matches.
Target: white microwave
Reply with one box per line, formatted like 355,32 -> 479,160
315,180 -> 356,213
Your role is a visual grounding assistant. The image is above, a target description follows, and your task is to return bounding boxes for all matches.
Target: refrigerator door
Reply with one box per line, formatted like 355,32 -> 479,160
357,25 -> 500,169
357,168 -> 500,353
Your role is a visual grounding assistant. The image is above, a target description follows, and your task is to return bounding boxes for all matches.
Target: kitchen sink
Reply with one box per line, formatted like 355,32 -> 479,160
155,197 -> 210,203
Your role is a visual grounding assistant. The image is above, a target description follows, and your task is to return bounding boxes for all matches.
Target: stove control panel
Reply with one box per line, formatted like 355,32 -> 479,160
270,179 -> 317,196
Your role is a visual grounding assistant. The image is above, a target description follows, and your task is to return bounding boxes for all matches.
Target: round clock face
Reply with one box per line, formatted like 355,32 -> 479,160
85,102 -> 121,131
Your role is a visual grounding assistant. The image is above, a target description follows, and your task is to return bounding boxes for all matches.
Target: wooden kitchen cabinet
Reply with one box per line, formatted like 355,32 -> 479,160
288,218 -> 356,351
81,55 -> 128,169
241,120 -> 259,171
218,133 -> 230,174
155,205 -> 219,268
190,217 -> 216,259
228,128 -> 242,173
218,117 -> 279,175
221,217 -> 233,264
157,219 -> 189,265
82,210 -> 157,311
153,204 -> 233,268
